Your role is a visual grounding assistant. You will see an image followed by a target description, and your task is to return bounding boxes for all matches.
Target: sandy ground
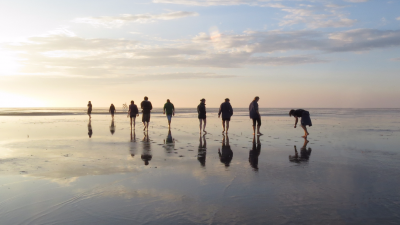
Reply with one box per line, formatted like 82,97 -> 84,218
0,111 -> 399,224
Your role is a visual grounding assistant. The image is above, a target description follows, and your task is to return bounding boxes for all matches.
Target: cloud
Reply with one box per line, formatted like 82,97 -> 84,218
397,17 -> 400,20
153,0 -> 261,6
73,11 -> 199,28
343,0 -> 368,2
391,57 -> 400,61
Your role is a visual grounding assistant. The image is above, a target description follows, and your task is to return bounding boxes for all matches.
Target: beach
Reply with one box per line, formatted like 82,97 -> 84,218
0,108 -> 399,224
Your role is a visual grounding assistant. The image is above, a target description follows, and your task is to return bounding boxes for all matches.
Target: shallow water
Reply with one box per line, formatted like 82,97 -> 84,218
0,109 -> 399,224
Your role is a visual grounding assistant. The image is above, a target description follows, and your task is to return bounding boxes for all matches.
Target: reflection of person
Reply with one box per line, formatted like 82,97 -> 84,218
141,132 -> 152,165
109,119 -> 115,135
249,96 -> 263,135
197,98 -> 207,134
128,100 -> 139,129
109,104 -> 116,119
88,120 -> 93,138
163,99 -> 175,128
197,134 -> 207,167
218,134 -> 233,167
163,129 -> 175,153
218,98 -> 233,134
249,134 -> 261,170
129,130 -> 136,157
87,101 -> 92,119
289,138 -> 312,162
289,109 -> 312,138
141,96 -> 153,131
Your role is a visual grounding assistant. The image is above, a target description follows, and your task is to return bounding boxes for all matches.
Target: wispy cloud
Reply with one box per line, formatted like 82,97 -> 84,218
343,0 -> 368,2
391,57 -> 400,61
153,0 -> 261,6
397,17 -> 400,20
73,11 -> 199,28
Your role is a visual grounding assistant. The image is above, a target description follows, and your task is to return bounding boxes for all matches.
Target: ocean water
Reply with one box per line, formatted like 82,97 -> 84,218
0,108 -> 399,224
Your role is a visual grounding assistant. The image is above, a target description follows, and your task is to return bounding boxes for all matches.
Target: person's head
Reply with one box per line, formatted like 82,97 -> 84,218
254,96 -> 259,102
131,100 -> 134,104
289,109 -> 295,117
167,99 -> 170,103
111,103 -> 113,106
144,96 -> 148,100
88,101 -> 91,104
200,98 -> 205,103
225,98 -> 230,102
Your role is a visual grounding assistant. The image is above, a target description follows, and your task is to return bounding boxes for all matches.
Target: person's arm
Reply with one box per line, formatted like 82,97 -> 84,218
255,103 -> 260,117
230,104 -> 233,116
218,105 -> 222,118
163,104 -> 166,114
294,117 -> 298,128
109,107 -> 111,113
149,102 -> 153,111
172,104 -> 175,116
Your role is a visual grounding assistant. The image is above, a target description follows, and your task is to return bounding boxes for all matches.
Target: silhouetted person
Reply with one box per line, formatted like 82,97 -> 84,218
109,103 -> 116,119
197,98 -> 207,134
129,130 -> 136,157
249,96 -> 263,135
218,134 -> 233,167
87,101 -> 92,119
88,119 -> 92,138
128,100 -> 139,129
197,134 -> 207,167
218,98 -> 233,134
163,99 -> 175,128
249,135 -> 261,171
141,96 -> 153,131
110,119 -> 115,135
289,109 -> 312,138
289,138 -> 312,163
141,132 -> 152,165
164,129 -> 175,144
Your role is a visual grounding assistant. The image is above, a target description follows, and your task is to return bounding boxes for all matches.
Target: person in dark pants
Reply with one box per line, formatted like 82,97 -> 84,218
109,103 -> 116,119
249,134 -> 261,171
128,100 -> 139,129
163,99 -> 175,129
140,96 -> 153,131
249,96 -> 263,135
218,134 -> 233,167
197,98 -> 207,134
289,109 -> 312,138
87,101 -> 92,119
218,98 -> 233,134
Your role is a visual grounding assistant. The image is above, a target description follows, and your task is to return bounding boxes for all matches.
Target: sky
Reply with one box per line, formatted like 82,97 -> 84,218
0,0 -> 399,108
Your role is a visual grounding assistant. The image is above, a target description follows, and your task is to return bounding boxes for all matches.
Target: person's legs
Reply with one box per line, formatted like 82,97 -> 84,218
167,115 -> 172,127
257,118 -> 263,135
133,117 -> 136,129
225,120 -> 229,133
130,117 -> 133,128
221,119 -> 225,133
252,118 -> 256,135
203,118 -> 207,133
301,125 -> 309,137
199,119 -> 203,133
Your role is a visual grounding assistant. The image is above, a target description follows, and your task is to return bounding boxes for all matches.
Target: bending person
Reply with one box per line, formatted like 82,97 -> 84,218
218,98 -> 233,134
128,100 -> 139,129
197,98 -> 207,134
249,96 -> 263,135
289,109 -> 312,138
163,99 -> 175,128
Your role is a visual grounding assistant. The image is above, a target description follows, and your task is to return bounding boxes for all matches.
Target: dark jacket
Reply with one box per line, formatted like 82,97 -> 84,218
218,102 -> 233,119
249,101 -> 259,119
129,104 -> 139,115
141,101 -> 153,113
197,103 -> 206,118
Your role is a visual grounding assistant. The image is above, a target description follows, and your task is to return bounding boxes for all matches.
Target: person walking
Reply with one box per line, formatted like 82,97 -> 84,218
140,96 -> 153,131
163,99 -> 175,128
87,101 -> 92,119
128,100 -> 139,129
197,98 -> 207,134
109,103 -> 116,119
218,98 -> 233,134
249,96 -> 263,135
289,109 -> 312,138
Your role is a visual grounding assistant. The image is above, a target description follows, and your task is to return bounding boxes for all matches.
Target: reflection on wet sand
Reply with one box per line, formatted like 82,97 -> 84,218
129,130 -> 136,157
141,132 -> 152,166
218,134 -> 233,167
110,119 -> 115,135
197,134 -> 207,167
249,135 -> 261,171
88,119 -> 92,138
163,129 -> 175,153
289,138 -> 312,163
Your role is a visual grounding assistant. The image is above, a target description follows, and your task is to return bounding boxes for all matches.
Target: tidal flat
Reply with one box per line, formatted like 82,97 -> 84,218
0,108 -> 399,224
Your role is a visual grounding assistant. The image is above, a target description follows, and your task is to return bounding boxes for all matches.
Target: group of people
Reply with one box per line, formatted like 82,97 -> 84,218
87,96 -> 313,138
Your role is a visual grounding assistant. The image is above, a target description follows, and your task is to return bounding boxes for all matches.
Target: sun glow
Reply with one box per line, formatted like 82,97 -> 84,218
0,48 -> 20,76
0,91 -> 46,107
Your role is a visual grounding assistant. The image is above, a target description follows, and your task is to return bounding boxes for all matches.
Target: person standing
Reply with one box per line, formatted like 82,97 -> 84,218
197,98 -> 207,134
289,109 -> 312,138
163,99 -> 175,128
128,100 -> 139,129
109,103 -> 116,119
218,98 -> 233,134
87,101 -> 92,119
140,96 -> 153,131
249,96 -> 263,135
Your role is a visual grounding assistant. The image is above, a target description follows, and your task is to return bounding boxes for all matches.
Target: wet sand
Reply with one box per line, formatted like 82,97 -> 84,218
0,109 -> 399,224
